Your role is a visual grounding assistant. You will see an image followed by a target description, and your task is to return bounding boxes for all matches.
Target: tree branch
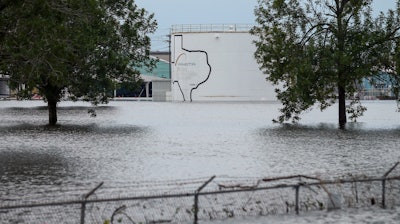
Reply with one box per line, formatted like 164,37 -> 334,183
300,23 -> 331,46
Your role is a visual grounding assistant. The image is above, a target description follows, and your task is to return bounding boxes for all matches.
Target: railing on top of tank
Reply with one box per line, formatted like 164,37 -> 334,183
171,24 -> 254,33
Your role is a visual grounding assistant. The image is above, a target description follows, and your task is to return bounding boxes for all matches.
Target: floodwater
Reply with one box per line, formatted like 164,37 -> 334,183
1,100 -> 400,221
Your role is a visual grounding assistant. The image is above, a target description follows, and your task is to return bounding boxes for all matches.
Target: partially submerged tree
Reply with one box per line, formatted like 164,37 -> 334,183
0,0 -> 156,125
252,0 -> 400,128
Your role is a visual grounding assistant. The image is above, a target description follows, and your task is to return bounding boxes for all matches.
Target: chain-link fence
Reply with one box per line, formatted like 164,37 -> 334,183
1,163 -> 400,224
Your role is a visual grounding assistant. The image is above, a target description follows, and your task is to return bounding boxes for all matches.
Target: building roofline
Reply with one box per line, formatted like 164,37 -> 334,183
140,74 -> 170,82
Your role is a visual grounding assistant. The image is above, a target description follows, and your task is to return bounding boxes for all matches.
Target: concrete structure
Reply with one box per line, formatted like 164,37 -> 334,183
170,24 -> 276,102
0,76 -> 10,97
138,74 -> 171,100
152,80 -> 172,101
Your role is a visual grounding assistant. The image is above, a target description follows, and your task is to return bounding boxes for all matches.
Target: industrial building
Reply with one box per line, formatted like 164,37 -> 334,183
170,24 -> 276,102
1,24 -> 395,102
115,58 -> 171,101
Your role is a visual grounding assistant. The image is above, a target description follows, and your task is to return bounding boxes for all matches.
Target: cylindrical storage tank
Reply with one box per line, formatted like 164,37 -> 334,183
170,25 -> 276,102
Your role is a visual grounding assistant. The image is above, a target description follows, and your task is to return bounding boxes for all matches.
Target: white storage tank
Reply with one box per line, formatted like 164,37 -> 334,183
170,24 -> 276,102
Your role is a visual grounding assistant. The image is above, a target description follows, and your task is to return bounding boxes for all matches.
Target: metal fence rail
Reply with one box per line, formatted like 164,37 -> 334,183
1,163 -> 400,224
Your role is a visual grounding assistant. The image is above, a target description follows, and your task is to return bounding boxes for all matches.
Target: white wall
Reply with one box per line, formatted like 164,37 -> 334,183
152,80 -> 171,102
171,32 -> 276,101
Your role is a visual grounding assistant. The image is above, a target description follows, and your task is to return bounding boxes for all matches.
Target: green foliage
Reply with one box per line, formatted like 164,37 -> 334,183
0,0 -> 156,123
346,99 -> 367,122
252,0 -> 400,126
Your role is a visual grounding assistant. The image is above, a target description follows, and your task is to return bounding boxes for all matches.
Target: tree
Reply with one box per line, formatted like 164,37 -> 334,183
0,0 -> 156,125
252,0 -> 400,129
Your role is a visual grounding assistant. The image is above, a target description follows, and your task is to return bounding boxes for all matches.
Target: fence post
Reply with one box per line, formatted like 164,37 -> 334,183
295,185 -> 300,215
80,182 -> 104,224
382,179 -> 386,209
193,176 -> 216,224
382,162 -> 399,209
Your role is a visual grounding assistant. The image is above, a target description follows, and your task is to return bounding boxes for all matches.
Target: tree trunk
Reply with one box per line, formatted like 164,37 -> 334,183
336,1 -> 347,130
48,99 -> 58,126
338,85 -> 347,129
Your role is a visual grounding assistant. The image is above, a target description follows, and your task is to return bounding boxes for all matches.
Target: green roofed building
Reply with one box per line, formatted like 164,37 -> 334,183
116,53 -> 171,101
138,58 -> 170,80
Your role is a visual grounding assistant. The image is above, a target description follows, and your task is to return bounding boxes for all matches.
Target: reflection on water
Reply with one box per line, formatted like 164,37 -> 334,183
0,100 -> 400,202
255,123 -> 400,177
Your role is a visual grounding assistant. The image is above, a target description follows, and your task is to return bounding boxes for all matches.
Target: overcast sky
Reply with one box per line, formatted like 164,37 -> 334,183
135,0 -> 397,51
